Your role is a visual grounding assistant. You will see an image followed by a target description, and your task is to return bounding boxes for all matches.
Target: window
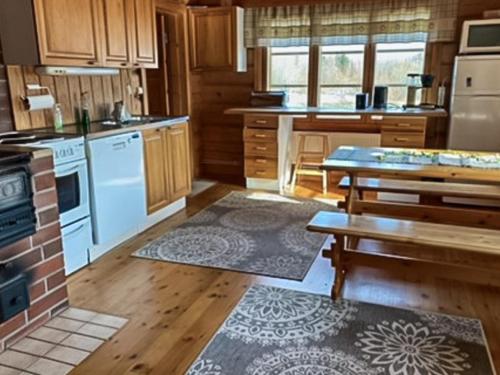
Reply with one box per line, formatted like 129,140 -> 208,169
269,47 -> 310,108
266,42 -> 427,108
374,43 -> 426,106
319,45 -> 365,109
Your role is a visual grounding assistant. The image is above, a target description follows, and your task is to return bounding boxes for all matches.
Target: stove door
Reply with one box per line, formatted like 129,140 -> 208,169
55,159 -> 90,226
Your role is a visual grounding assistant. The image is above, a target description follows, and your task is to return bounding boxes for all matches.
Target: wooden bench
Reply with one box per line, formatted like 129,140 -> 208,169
307,211 -> 500,300
338,176 -> 500,200
337,176 -> 500,230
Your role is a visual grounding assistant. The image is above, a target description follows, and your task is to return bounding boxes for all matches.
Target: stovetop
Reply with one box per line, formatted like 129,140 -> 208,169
0,132 -> 68,145
0,151 -> 31,166
0,132 -> 86,166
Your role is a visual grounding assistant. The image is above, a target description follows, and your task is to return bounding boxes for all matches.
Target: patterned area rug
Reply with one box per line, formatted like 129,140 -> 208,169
187,285 -> 495,375
133,191 -> 335,280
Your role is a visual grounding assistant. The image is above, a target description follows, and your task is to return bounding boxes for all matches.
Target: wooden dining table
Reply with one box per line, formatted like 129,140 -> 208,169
322,146 -> 500,229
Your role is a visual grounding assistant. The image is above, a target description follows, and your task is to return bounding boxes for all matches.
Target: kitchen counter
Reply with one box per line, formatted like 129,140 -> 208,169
225,106 -> 447,118
34,116 -> 190,140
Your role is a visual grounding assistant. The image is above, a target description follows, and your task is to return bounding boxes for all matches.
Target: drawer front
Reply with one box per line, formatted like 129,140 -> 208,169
245,164 -> 278,179
244,114 -> 279,129
244,141 -> 278,157
381,122 -> 426,133
381,132 -> 425,148
245,156 -> 278,169
243,127 -> 277,142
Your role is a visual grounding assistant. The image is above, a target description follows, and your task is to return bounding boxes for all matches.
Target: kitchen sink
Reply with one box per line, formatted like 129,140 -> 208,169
98,116 -> 180,127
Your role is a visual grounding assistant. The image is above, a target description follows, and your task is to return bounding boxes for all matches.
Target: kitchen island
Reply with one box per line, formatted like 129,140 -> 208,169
225,106 -> 447,192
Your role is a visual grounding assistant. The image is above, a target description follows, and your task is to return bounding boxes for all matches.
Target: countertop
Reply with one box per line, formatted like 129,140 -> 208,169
34,116 -> 190,140
0,145 -> 53,160
225,106 -> 448,118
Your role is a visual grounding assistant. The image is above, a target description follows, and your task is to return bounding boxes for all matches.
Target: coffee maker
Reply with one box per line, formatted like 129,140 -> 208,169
405,74 -> 435,109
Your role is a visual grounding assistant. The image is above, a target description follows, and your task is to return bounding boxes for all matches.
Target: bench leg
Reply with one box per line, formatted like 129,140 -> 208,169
331,234 -> 347,300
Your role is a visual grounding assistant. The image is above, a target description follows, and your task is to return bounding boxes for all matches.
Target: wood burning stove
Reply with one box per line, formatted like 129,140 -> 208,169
0,151 -> 36,249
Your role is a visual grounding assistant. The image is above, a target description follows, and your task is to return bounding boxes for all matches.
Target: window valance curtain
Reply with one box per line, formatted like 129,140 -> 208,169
244,0 -> 459,48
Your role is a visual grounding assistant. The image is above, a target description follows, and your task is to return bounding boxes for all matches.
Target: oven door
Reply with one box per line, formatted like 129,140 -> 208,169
55,159 -> 90,227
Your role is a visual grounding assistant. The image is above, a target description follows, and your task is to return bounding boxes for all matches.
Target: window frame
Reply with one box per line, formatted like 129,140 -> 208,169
263,42 -> 428,108
373,42 -> 427,107
268,46 -> 311,108
318,44 -> 366,109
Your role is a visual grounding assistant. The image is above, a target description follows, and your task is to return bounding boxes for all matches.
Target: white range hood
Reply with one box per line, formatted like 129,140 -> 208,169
35,66 -> 120,76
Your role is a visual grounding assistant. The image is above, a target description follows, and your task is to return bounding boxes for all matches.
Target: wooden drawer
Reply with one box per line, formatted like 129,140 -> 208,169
245,164 -> 278,179
381,132 -> 425,148
244,141 -> 278,157
245,156 -> 277,169
381,122 -> 426,133
244,114 -> 279,129
372,116 -> 427,132
243,127 -> 277,142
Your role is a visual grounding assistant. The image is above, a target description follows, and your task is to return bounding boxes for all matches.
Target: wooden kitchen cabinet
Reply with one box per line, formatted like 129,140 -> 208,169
0,0 -> 157,68
33,0 -> 102,66
165,123 -> 192,201
100,0 -> 157,68
128,0 -> 158,68
143,128 -> 170,214
99,0 -> 131,67
188,7 -> 246,72
375,116 -> 428,148
243,115 -> 279,179
143,122 -> 192,214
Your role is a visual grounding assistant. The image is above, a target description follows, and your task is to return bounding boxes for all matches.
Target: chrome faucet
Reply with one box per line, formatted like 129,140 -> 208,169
111,101 -> 131,123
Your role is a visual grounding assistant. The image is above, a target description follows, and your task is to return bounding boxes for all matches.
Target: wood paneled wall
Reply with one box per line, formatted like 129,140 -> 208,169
188,0 -> 500,183
190,50 -> 255,184
6,67 -> 145,131
0,43 -> 13,133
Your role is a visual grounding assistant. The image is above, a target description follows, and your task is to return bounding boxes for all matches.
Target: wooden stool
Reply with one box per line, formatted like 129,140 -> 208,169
291,133 -> 329,194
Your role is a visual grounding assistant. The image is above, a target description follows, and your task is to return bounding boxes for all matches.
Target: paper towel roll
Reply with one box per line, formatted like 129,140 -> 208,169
23,95 -> 55,111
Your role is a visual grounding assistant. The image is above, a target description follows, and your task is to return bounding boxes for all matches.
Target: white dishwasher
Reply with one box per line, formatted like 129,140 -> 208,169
87,131 -> 147,250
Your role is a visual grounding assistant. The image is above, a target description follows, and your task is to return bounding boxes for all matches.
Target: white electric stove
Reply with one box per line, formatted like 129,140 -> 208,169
0,132 -> 93,275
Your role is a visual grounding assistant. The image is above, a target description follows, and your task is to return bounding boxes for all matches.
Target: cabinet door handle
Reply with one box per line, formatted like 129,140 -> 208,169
255,120 -> 268,124
395,137 -> 409,142
121,63 -> 128,67
254,134 -> 267,138
397,123 -> 411,127
255,159 -> 267,164
87,61 -> 96,65
255,170 -> 266,175
255,146 -> 267,151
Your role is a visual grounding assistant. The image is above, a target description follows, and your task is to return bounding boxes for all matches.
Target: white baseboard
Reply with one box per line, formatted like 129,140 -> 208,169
141,198 -> 186,231
89,198 -> 186,262
246,178 -> 280,192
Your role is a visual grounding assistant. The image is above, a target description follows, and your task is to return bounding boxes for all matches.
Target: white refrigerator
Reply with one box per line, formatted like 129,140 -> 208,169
448,55 -> 500,152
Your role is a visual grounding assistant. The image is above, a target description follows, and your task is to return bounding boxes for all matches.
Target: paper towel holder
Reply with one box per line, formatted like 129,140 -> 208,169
21,84 -> 55,111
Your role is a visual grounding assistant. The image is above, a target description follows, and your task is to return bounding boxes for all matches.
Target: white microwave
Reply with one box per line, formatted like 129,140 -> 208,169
460,19 -> 500,54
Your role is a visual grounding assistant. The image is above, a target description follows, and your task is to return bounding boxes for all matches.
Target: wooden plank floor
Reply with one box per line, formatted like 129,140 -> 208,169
68,183 -> 500,374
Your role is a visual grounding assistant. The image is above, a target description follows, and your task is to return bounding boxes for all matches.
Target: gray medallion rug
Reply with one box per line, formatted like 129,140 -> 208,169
133,191 -> 336,280
186,285 -> 495,375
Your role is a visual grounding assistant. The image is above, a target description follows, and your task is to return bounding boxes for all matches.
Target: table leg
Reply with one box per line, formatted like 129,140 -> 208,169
332,234 -> 347,300
346,173 -> 360,250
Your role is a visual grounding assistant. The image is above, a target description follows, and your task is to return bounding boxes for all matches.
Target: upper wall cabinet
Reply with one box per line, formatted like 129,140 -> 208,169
34,0 -> 102,66
188,7 -> 247,72
99,0 -> 131,67
128,0 -> 158,68
0,0 -> 158,68
100,0 -> 158,68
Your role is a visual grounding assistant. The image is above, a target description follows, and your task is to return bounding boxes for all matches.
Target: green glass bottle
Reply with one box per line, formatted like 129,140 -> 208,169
81,92 -> 91,134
